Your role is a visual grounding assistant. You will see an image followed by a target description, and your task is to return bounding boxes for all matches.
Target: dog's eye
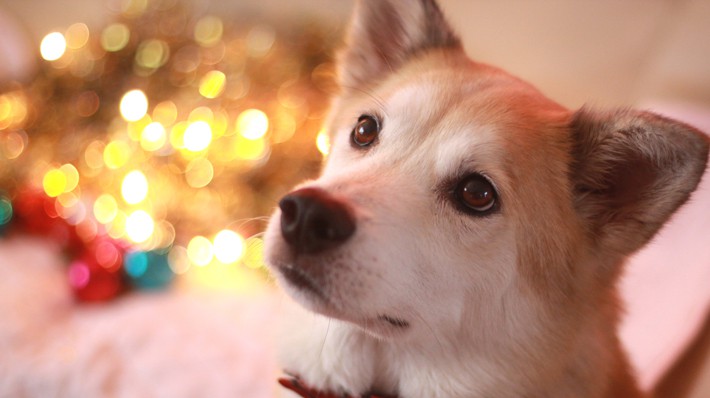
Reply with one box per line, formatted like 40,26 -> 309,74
455,174 -> 498,214
351,115 -> 379,147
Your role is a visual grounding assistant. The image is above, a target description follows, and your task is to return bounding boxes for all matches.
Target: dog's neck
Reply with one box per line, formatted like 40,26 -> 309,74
279,297 -> 642,398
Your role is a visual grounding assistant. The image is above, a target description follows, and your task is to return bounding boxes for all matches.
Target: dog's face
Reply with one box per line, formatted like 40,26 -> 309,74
264,0 -> 709,347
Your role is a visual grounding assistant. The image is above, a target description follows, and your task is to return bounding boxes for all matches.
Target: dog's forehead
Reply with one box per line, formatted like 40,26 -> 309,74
380,71 -> 513,177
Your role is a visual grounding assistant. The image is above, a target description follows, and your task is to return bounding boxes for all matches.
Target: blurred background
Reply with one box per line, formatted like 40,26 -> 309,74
0,0 -> 708,397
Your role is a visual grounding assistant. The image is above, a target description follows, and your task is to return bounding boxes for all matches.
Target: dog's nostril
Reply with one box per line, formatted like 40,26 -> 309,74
279,188 -> 355,254
279,197 -> 298,224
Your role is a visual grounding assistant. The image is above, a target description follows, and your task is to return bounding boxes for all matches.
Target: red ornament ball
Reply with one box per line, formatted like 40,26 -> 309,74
68,238 -> 127,302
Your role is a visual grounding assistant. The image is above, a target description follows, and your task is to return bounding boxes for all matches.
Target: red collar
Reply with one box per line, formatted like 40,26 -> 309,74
278,376 -> 397,398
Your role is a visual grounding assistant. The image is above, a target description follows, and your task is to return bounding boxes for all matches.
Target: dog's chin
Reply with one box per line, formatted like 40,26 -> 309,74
274,262 -> 411,339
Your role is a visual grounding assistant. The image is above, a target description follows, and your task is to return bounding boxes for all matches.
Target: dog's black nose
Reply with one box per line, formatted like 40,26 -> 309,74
279,187 -> 356,254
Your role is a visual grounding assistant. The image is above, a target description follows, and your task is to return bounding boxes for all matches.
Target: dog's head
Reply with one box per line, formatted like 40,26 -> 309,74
264,0 -> 709,345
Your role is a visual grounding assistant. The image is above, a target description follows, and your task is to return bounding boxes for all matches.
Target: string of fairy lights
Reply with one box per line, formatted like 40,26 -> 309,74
0,0 -> 336,299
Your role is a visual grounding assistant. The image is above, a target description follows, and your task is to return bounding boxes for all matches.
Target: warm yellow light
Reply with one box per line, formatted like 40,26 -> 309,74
43,169 -> 67,197
185,158 -> 214,188
65,23 -> 90,49
316,129 -> 331,156
213,230 -> 245,264
140,122 -> 167,151
187,236 -> 213,267
243,237 -> 265,269
120,89 -> 148,122
236,109 -> 269,140
107,211 -> 127,239
101,23 -> 130,52
135,39 -> 170,69
121,170 -> 149,204
235,136 -> 267,161
199,70 -> 226,99
40,32 -> 67,61
59,163 -> 80,192
152,101 -> 177,126
167,246 -> 191,275
93,194 -> 118,224
103,140 -> 131,169
183,121 -> 212,152
125,210 -> 154,243
194,16 -> 223,47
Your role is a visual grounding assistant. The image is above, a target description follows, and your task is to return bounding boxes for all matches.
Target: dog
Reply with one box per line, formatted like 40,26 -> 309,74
263,1 -> 710,397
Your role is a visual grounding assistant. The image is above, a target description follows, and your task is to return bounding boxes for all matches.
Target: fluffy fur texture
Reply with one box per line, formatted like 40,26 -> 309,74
264,1 -> 710,397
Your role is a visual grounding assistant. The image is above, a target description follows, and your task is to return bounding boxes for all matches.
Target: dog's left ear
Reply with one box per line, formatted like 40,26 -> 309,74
338,0 -> 461,90
570,108 -> 709,259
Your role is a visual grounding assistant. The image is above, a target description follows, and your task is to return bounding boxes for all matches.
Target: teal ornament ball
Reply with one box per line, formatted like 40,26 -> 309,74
0,195 -> 12,236
124,250 -> 174,290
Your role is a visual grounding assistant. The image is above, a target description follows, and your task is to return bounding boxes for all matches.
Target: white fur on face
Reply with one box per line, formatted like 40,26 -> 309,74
265,70 -> 521,344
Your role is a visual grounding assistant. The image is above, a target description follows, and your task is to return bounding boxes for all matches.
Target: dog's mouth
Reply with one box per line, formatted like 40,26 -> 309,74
377,314 -> 410,329
278,265 -> 326,301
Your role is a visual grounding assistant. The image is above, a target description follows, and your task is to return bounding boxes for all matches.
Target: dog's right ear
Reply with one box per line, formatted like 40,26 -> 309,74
570,108 -> 709,264
338,0 -> 462,90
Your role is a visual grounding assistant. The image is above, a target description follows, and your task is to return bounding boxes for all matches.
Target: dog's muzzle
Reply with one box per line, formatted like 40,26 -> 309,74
279,187 -> 356,255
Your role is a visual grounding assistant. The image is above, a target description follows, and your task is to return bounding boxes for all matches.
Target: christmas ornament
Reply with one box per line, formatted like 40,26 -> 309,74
0,192 -> 11,235
68,238 -> 127,302
124,249 -> 174,290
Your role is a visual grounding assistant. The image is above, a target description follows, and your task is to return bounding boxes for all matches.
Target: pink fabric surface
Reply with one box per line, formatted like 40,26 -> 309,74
620,102 -> 710,391
0,238 -> 281,398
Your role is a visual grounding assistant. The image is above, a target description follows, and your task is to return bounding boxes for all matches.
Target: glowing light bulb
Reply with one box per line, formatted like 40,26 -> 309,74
187,236 -> 213,266
40,32 -> 67,61
236,109 -> 269,140
183,121 -> 212,152
316,129 -> 330,156
125,210 -> 154,243
213,230 -> 245,264
121,170 -> 149,204
120,89 -> 148,122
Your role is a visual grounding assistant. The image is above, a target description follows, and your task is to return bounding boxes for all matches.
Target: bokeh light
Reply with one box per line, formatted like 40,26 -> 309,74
103,140 -> 131,169
125,210 -> 154,243
65,23 -> 90,50
194,16 -> 223,47
93,194 -> 118,224
316,129 -> 330,156
140,122 -> 167,151
43,168 -> 67,197
40,32 -> 67,61
59,164 -> 80,192
119,89 -> 149,122
101,23 -> 130,52
183,120 -> 212,152
213,229 -> 245,264
152,101 -> 178,126
199,70 -> 226,99
167,246 -> 190,275
236,109 -> 269,140
121,170 -> 149,204
185,158 -> 214,188
187,235 -> 213,266
135,39 -> 170,70
243,237 -> 265,269
0,196 -> 12,227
